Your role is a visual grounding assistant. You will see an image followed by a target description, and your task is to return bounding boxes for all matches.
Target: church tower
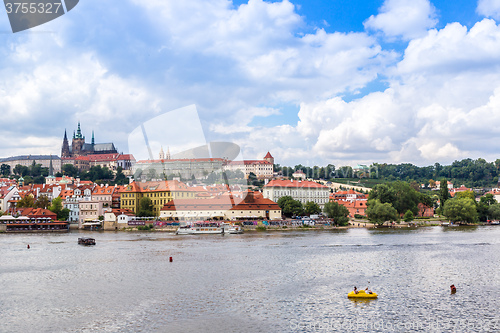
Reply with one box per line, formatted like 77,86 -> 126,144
61,130 -> 71,158
159,146 -> 165,160
264,152 -> 274,165
72,122 -> 85,156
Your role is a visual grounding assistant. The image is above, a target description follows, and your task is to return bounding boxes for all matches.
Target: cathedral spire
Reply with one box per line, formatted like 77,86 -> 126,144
49,154 -> 54,176
76,121 -> 83,139
62,129 -> 71,158
159,146 -> 165,160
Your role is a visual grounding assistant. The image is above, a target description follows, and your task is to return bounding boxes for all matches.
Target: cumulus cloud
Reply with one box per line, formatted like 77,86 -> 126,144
364,0 -> 438,40
233,18 -> 500,166
132,0 -> 394,105
477,0 -> 500,19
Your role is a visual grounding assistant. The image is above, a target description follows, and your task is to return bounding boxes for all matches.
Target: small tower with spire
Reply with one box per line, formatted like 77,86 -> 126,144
49,155 -> 54,176
159,146 -> 165,160
166,147 -> 171,160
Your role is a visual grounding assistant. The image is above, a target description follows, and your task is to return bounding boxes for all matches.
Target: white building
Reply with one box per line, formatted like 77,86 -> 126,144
224,160 -> 273,179
263,179 -> 330,208
0,185 -> 19,212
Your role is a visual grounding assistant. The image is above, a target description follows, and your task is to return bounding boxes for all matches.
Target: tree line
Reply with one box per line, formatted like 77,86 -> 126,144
274,158 -> 500,188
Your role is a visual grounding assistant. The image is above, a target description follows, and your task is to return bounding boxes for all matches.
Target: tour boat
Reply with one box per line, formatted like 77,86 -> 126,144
347,290 -> 378,299
176,222 -> 242,235
78,237 -> 96,246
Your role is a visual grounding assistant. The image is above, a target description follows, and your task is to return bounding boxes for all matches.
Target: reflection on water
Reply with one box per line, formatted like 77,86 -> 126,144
1,227 -> 499,332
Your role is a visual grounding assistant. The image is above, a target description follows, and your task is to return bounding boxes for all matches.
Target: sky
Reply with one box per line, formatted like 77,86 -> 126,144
1,0 -> 500,168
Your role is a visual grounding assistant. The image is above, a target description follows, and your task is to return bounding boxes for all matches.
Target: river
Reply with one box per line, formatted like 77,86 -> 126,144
1,226 -> 499,332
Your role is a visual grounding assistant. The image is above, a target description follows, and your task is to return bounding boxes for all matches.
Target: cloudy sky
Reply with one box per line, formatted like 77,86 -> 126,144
1,0 -> 500,167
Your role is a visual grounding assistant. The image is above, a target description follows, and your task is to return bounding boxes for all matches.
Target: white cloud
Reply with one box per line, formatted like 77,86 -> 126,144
477,0 -> 500,19
233,18 -> 500,166
132,0 -> 394,104
364,0 -> 438,40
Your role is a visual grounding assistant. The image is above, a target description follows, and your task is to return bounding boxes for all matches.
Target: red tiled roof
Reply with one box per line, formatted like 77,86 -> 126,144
264,152 -> 273,159
160,192 -> 279,211
228,160 -> 272,166
15,208 -> 57,219
92,186 -> 115,195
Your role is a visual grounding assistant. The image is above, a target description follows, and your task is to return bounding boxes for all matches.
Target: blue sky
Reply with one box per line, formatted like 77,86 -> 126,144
1,0 -> 500,168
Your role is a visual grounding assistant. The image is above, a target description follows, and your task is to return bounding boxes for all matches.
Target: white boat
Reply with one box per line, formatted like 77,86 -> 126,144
227,224 -> 243,234
176,222 -> 243,235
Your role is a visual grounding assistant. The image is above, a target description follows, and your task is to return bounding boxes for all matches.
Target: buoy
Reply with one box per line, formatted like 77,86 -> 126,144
27,244 -> 30,249
169,257 -> 173,262
450,284 -> 456,294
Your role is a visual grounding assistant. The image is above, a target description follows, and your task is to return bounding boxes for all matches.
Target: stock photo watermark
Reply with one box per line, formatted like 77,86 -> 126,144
4,0 -> 79,33
290,317 -> 499,332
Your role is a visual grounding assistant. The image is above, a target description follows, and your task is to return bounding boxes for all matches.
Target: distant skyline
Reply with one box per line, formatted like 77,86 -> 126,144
1,0 -> 500,167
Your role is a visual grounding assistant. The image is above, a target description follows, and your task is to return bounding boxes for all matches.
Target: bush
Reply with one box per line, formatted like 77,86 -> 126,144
354,214 -> 366,219
403,210 -> 414,222
256,226 -> 267,231
137,224 -> 154,231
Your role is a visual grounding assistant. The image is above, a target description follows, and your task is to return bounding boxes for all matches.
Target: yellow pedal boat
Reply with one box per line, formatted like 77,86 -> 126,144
347,290 -> 378,299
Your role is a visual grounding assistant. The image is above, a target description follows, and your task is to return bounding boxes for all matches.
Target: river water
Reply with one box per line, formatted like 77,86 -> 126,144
1,226 -> 499,333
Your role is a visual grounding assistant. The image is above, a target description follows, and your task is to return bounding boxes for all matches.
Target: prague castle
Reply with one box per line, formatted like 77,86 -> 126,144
61,122 -> 118,158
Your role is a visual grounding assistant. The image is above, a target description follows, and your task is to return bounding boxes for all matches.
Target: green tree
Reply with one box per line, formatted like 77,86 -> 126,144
17,195 -> 35,208
366,199 -> 399,225
478,194 -> 497,221
33,175 -> 45,184
277,196 -> 304,217
480,193 -> 496,206
338,166 -> 353,178
323,201 -> 350,226
403,210 -> 414,222
114,166 -> 128,185
304,201 -> 321,216
439,178 -> 450,207
34,195 -> 50,209
487,203 -> 500,220
456,190 -> 475,201
62,164 -> 79,178
137,197 -> 154,217
1,164 -> 10,177
13,164 -> 30,177
390,181 -> 420,215
368,184 -> 396,205
443,198 -> 478,223
247,172 -> 263,187
57,208 -> 70,221
23,175 -> 33,185
29,161 -> 43,178
49,197 -> 65,219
